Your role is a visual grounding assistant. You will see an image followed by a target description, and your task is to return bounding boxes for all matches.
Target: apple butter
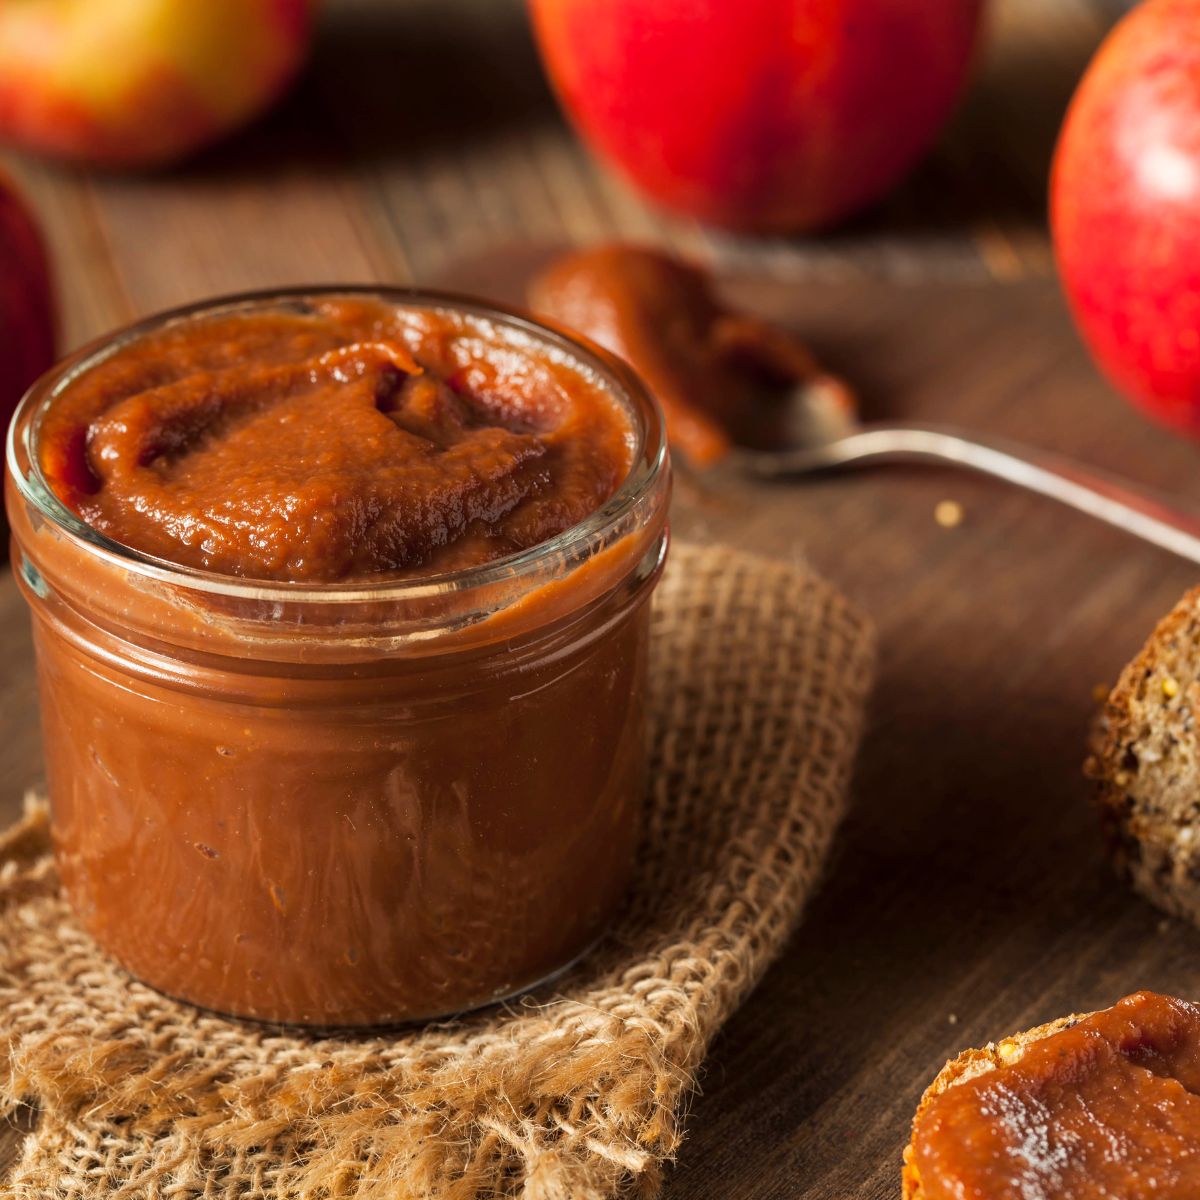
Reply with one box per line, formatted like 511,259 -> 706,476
39,296 -> 636,582
5,288 -> 670,1027
529,244 -> 854,467
909,991 -> 1200,1199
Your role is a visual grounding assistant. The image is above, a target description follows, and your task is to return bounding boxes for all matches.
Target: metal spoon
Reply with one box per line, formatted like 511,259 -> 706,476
733,388 -> 1200,566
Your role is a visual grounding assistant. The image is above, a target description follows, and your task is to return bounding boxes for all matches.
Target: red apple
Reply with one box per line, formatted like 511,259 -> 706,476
0,173 -> 55,440
0,172 -> 55,550
1052,0 -> 1200,434
0,0 -> 316,168
528,0 -> 986,232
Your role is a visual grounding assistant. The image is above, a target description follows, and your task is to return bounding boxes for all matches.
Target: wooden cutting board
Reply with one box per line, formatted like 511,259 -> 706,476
5,271 -> 1200,1195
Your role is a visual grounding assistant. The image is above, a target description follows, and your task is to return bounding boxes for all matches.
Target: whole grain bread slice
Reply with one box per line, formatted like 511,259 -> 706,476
1088,586 -> 1200,924
901,1011 -> 1090,1199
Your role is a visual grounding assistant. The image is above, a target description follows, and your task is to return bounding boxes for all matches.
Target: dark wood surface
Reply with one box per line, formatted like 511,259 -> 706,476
4,2 -> 1194,1197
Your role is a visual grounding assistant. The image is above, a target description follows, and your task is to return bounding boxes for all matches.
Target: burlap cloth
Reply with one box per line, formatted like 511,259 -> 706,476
0,541 -> 873,1199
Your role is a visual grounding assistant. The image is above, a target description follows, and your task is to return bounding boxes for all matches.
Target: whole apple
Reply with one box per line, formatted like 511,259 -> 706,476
0,0 -> 316,167
0,173 -> 55,537
1053,0 -> 1200,434
528,0 -> 986,232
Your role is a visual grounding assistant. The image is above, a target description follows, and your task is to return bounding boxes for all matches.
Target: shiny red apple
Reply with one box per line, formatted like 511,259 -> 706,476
0,0 -> 316,167
0,174 -> 55,442
1052,0 -> 1200,432
528,0 -> 987,232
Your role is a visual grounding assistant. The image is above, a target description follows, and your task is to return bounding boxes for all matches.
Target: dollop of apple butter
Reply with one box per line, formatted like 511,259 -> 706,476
529,244 -> 853,467
39,296 -> 634,582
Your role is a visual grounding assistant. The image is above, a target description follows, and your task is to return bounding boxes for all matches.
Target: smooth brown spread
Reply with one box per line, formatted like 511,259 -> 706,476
910,991 -> 1200,1199
39,297 -> 634,582
529,244 -> 853,467
13,293 -> 668,1027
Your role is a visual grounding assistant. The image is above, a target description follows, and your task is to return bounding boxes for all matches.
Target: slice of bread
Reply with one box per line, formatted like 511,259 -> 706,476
901,1011 -> 1090,1199
1088,586 -> 1200,924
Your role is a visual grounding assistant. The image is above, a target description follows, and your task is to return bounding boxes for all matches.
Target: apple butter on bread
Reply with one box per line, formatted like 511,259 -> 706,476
904,992 -> 1200,1200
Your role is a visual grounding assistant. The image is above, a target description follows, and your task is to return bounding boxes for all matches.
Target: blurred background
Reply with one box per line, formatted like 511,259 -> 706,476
0,0 -> 1139,346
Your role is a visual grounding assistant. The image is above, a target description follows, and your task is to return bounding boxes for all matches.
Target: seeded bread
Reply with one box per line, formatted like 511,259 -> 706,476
901,1012 -> 1089,1199
1089,586 -> 1200,924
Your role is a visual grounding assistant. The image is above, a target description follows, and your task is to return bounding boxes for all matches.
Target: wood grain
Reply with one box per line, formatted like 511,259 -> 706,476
2,2 -> 1181,1197
663,279 -> 1200,1198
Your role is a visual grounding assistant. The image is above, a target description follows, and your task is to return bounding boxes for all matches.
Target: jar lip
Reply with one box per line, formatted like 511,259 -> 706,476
6,284 -> 669,604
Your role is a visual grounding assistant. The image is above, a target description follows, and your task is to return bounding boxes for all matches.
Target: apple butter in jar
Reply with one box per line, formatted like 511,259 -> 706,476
4,288 -> 670,1027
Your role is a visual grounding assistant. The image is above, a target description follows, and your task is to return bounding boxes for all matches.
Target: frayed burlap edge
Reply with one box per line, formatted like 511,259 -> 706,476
0,541 -> 874,1199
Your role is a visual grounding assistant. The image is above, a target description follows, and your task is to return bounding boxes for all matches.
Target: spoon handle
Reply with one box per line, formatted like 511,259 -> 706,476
740,422 -> 1200,566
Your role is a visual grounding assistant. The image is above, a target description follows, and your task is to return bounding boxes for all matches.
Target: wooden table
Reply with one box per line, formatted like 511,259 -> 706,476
5,1 -> 1194,1196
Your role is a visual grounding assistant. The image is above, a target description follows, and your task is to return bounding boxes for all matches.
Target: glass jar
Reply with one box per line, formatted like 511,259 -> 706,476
4,288 -> 670,1028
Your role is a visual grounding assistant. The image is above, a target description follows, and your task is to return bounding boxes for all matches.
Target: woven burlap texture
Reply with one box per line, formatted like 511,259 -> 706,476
0,541 -> 873,1200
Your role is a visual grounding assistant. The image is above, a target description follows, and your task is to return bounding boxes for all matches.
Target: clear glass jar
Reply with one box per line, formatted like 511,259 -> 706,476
4,288 -> 670,1028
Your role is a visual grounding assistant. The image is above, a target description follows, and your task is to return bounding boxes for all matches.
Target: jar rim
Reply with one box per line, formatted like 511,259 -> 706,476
6,285 -> 669,605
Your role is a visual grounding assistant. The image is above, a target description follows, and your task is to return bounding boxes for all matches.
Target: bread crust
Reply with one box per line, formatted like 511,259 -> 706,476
901,1012 -> 1091,1200
1089,585 -> 1200,925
